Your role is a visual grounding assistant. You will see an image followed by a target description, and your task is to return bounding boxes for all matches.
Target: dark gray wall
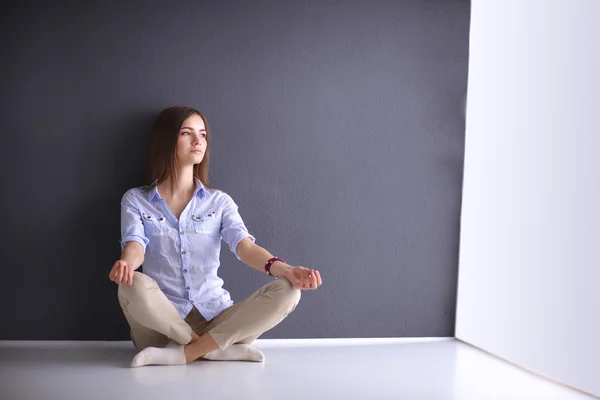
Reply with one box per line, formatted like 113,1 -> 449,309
0,0 -> 469,340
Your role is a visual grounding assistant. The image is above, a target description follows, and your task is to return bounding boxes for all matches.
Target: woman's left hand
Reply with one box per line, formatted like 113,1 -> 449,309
284,266 -> 323,290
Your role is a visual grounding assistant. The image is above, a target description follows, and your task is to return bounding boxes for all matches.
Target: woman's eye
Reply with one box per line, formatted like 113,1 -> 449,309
180,131 -> 205,138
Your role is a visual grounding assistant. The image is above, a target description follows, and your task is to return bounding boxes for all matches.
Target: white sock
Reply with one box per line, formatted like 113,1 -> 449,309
202,344 -> 265,362
130,343 -> 186,368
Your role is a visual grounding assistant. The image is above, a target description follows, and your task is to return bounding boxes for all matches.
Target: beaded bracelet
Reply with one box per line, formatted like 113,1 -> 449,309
265,257 -> 285,279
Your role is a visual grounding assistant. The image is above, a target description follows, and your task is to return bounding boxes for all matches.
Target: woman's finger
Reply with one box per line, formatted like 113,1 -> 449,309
304,271 -> 311,289
310,270 -> 318,289
123,266 -> 131,285
315,270 -> 322,286
116,264 -> 124,284
109,263 -> 117,281
298,271 -> 304,288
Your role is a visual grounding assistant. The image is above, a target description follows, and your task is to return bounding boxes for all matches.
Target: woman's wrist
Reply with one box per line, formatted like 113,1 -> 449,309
270,261 -> 292,277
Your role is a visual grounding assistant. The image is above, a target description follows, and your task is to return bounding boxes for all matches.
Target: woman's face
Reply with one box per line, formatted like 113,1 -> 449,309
176,114 -> 207,166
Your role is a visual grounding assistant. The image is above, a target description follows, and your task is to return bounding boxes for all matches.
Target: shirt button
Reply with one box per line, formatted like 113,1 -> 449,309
186,286 -> 190,290
180,230 -> 184,235
182,250 -> 186,255
183,269 -> 188,273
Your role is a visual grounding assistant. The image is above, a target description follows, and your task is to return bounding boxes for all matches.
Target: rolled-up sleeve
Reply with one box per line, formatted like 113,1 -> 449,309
120,190 -> 149,252
220,194 -> 256,260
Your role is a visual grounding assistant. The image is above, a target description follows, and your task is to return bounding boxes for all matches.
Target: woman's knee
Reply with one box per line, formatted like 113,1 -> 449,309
117,272 -> 159,306
270,278 -> 301,313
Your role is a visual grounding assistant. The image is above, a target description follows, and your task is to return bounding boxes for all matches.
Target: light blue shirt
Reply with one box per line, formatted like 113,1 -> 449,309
120,178 -> 256,321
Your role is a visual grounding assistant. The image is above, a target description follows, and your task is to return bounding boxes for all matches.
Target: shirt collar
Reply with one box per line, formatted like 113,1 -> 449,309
147,185 -> 160,202
193,177 -> 206,198
147,178 -> 205,202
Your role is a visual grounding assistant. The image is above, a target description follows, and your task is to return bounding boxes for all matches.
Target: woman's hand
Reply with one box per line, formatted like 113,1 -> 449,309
283,266 -> 323,290
109,260 -> 134,285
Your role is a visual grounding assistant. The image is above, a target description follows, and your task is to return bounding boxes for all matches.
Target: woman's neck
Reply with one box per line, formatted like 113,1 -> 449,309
158,168 -> 195,200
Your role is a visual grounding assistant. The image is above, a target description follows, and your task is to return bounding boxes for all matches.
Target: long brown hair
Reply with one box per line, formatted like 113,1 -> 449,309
142,106 -> 214,192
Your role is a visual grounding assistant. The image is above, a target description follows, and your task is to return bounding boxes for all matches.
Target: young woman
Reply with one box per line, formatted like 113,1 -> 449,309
109,106 -> 323,367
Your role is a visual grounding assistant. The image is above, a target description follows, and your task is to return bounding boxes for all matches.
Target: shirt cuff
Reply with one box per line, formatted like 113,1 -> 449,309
120,236 -> 149,252
230,233 -> 256,260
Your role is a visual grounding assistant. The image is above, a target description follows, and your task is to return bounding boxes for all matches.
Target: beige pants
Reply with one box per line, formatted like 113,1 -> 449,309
117,272 -> 301,351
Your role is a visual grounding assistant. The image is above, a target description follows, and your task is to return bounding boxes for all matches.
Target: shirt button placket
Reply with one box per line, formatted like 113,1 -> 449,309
179,220 -> 192,300
182,248 -> 189,294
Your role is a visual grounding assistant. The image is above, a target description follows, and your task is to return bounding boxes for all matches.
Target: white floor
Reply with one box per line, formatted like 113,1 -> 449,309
0,339 -> 593,400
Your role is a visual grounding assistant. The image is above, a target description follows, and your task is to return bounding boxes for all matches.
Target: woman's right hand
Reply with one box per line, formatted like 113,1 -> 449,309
109,260 -> 134,285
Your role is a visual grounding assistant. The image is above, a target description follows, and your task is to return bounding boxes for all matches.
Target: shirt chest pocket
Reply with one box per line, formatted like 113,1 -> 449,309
191,213 -> 221,235
142,212 -> 168,236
